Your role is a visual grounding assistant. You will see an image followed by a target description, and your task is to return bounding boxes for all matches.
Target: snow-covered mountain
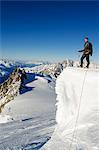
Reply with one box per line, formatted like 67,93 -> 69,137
41,67 -> 99,150
0,60 -> 15,84
26,60 -> 51,65
0,59 -> 44,84
0,59 -> 99,149
0,73 -> 56,149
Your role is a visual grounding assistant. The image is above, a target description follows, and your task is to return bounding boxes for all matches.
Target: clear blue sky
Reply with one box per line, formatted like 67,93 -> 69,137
1,1 -> 99,63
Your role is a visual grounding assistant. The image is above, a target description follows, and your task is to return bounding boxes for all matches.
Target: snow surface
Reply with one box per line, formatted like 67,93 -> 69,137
0,65 -> 99,150
2,74 -> 56,120
0,74 -> 56,149
41,67 -> 99,150
0,115 -> 14,124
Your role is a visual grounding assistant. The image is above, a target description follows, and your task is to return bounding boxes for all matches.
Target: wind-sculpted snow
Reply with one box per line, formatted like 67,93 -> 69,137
41,67 -> 99,150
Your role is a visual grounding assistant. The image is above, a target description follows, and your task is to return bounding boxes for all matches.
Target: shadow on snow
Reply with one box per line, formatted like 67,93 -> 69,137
19,73 -> 52,95
19,73 -> 36,95
22,137 -> 50,150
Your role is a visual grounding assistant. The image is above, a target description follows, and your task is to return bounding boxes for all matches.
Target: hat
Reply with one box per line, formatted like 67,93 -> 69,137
85,37 -> 88,40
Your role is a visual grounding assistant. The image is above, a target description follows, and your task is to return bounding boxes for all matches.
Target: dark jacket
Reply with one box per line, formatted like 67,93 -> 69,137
78,42 -> 93,56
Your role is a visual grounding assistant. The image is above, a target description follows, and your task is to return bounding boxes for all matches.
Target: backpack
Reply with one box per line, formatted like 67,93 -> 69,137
89,42 -> 93,56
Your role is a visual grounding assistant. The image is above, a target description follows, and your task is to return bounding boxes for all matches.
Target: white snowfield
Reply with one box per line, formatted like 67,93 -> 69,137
1,75 -> 56,120
0,74 -> 56,149
41,67 -> 99,150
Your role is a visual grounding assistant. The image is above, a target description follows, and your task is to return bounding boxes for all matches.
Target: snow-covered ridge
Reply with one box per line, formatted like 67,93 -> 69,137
0,60 -> 16,84
0,59 -> 18,68
21,60 -> 99,74
0,59 -> 98,78
41,67 -> 99,150
0,59 -> 42,84
0,68 -> 21,115
0,65 -> 99,149
0,73 -> 56,149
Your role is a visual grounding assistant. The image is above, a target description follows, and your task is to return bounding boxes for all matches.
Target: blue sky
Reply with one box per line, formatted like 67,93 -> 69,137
1,1 -> 99,62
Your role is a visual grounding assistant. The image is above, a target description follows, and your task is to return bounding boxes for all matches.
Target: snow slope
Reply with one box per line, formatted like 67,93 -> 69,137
0,74 -> 56,149
41,67 -> 99,150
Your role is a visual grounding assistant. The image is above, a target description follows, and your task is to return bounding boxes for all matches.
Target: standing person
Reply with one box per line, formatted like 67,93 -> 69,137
78,37 -> 93,68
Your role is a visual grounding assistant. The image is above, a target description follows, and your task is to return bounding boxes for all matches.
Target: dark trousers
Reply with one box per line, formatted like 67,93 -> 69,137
80,54 -> 90,68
